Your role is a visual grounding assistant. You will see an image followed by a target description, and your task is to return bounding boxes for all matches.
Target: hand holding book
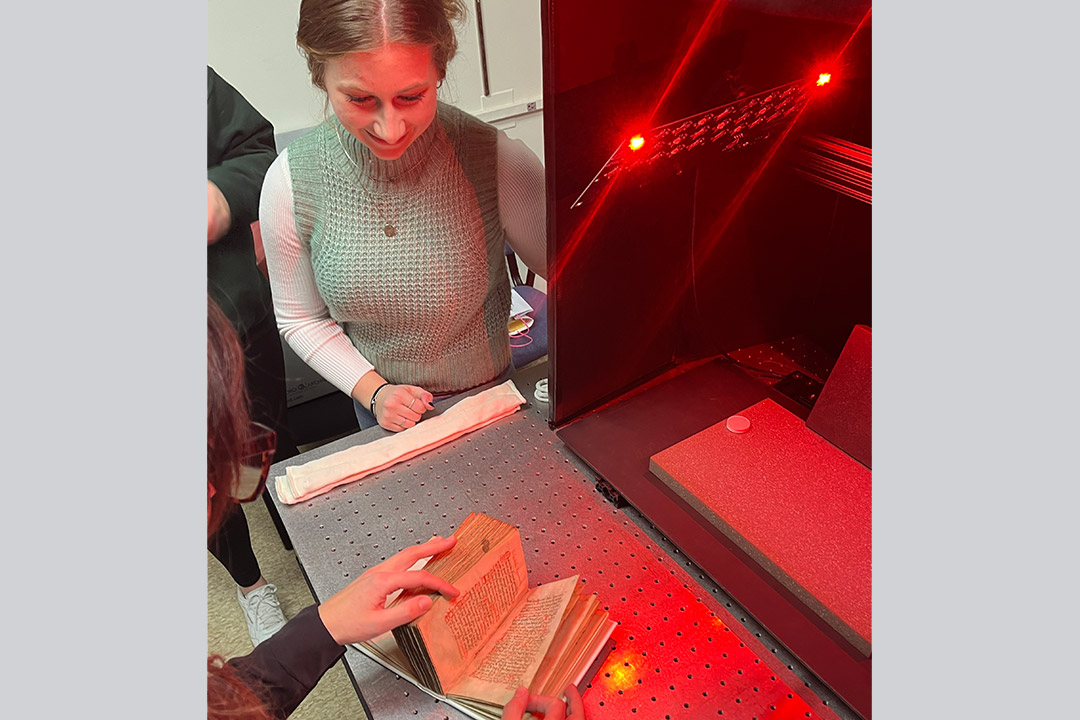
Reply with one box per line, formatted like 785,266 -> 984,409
359,513 -> 614,719
315,527 -> 588,719
318,535 -> 462,646
503,685 -> 585,720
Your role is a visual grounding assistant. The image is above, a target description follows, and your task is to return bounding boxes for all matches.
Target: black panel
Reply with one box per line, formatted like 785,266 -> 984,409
543,0 -> 872,425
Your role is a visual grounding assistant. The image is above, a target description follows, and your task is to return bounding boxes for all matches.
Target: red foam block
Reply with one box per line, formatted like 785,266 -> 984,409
649,398 -> 872,656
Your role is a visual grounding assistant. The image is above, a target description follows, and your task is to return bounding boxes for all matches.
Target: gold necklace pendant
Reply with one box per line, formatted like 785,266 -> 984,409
336,125 -> 401,239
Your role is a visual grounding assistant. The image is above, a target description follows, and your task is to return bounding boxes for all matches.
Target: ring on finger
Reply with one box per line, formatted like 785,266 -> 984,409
408,398 -> 416,411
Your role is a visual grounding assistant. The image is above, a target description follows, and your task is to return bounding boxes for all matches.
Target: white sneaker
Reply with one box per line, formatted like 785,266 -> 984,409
237,583 -> 287,646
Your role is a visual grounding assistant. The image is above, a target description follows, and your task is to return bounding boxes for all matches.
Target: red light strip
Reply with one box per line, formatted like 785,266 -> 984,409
795,135 -> 872,205
570,80 -> 808,209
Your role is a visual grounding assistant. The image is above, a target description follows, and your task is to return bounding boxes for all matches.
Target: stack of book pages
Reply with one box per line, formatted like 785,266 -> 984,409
356,513 -> 616,719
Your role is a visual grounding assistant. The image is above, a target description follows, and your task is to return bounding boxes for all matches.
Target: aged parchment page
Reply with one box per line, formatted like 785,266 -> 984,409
414,530 -> 529,690
448,576 -> 579,706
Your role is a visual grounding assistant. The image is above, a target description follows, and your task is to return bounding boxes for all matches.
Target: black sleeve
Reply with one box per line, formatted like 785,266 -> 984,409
207,66 -> 277,229
227,605 -> 346,719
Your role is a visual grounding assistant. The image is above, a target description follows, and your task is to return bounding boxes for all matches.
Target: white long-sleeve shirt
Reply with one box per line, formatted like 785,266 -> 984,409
259,129 -> 546,397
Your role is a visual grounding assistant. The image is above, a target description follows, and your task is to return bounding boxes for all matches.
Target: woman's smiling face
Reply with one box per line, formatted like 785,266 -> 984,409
325,43 -> 439,161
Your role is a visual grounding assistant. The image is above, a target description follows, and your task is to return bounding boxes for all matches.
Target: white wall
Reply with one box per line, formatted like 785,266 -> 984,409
208,0 -> 326,136
441,0 -> 545,160
208,0 -> 545,160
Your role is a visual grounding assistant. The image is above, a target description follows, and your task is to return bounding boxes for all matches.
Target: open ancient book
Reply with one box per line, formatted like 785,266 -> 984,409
357,513 -> 615,719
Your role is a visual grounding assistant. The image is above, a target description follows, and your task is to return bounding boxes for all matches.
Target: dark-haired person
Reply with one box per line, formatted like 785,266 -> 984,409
206,299 -> 584,720
261,0 -> 546,435
208,66 -> 300,646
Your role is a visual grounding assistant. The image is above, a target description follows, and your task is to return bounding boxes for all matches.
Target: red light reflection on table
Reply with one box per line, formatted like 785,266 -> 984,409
584,577 -> 831,719
628,134 -> 645,151
596,649 -> 642,693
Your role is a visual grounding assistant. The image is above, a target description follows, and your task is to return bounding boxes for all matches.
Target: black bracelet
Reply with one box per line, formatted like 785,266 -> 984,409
369,382 -> 391,419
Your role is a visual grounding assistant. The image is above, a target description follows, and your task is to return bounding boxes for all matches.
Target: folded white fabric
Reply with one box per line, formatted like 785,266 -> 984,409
276,380 -> 528,505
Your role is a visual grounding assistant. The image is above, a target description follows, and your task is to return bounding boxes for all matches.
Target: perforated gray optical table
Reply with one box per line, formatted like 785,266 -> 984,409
268,363 -> 858,720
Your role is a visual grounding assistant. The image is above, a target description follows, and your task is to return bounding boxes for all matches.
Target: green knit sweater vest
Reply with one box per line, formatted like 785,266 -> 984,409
287,103 -> 511,393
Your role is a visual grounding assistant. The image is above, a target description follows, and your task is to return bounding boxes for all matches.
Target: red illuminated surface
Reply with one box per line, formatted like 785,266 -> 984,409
512,490 -> 846,719
586,575 -> 840,719
651,399 -> 872,653
445,403 -> 853,719
816,73 -> 832,86
629,134 -> 645,151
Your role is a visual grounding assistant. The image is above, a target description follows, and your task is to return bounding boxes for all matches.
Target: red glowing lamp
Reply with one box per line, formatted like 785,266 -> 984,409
816,73 -> 832,86
628,134 -> 645,151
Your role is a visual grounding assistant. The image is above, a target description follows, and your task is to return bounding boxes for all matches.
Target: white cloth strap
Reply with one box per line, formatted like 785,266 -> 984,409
276,380 -> 527,504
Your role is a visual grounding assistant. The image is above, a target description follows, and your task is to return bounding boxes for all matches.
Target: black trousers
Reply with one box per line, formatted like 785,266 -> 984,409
209,311 -> 298,587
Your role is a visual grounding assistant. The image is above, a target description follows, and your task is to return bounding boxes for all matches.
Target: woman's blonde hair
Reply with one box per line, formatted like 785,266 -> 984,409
297,0 -> 467,89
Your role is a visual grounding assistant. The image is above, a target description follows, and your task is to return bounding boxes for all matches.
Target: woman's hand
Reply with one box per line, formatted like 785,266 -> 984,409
374,384 -> 435,432
502,685 -> 585,720
317,535 -> 458,645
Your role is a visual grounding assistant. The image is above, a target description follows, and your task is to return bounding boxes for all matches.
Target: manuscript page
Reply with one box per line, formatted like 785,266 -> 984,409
529,590 -> 593,694
414,530 -> 529,690
535,604 -> 613,698
447,576 -> 579,706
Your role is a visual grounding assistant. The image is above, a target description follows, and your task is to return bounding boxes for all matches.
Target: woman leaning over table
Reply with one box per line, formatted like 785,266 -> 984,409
260,0 -> 546,436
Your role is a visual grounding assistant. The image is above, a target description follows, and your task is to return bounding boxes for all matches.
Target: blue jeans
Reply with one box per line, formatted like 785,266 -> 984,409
353,365 -> 513,429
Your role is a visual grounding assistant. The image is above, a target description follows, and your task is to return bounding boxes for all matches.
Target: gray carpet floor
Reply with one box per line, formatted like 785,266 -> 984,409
208,484 -> 368,719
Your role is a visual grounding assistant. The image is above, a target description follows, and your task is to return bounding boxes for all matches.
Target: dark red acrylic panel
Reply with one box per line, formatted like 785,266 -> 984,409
807,325 -> 872,468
